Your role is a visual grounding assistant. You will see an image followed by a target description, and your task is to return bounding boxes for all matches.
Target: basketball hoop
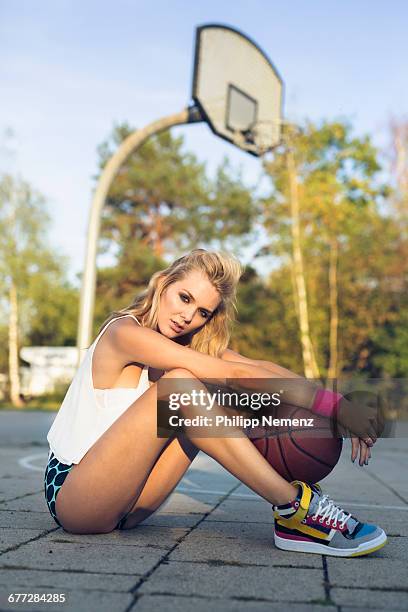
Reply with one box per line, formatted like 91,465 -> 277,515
192,23 -> 284,157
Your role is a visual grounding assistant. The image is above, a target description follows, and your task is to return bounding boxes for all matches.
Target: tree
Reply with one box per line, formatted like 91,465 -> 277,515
262,120 -> 390,378
26,274 -> 78,346
93,123 -> 260,327
284,131 -> 320,379
97,123 -> 209,260
0,174 -> 75,405
234,265 -> 303,373
389,117 -> 408,217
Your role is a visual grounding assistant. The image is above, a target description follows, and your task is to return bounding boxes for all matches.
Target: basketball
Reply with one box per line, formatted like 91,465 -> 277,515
250,403 -> 343,483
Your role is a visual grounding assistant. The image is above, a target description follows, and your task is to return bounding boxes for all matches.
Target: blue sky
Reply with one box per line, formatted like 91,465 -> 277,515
1,0 -> 407,282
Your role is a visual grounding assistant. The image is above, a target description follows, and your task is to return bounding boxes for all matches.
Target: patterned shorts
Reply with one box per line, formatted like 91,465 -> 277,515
44,450 -> 127,530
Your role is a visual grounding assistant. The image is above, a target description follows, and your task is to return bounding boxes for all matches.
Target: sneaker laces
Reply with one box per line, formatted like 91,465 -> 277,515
310,494 -> 352,529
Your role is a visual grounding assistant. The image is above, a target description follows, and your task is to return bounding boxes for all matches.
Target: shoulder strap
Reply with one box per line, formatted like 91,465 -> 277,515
123,313 -> 141,326
94,313 -> 141,345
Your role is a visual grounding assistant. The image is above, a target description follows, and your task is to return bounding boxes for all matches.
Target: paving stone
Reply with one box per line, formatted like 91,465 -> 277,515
230,485 -> 260,500
327,557 -> 408,590
0,586 -> 133,612
328,448 -> 408,486
0,529 -> 46,553
320,472 -> 402,505
340,510 -> 408,537
169,521 -> 321,568
0,567 -> 136,592
141,513 -> 201,529
363,458 -> 408,504
158,491 -> 223,514
0,511 -> 58,530
181,454 -> 239,489
206,498 -> 272,524
2,493 -> 48,513
135,594 -> 336,612
0,410 -> 54,448
0,413 -> 406,610
0,448 -> 48,479
139,561 -> 325,602
0,540 -> 167,575
0,479 -> 42,503
342,604 -> 405,612
45,525 -> 189,549
376,535 -> 408,561
332,588 -> 408,610
1,494 -> 212,527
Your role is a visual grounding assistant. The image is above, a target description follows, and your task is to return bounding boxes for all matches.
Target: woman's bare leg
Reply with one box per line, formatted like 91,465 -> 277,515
55,368 -> 297,534
119,436 -> 199,529
55,384 -> 174,534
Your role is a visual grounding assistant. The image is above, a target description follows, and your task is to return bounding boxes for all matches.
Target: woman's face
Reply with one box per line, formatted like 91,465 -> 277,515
157,270 -> 221,338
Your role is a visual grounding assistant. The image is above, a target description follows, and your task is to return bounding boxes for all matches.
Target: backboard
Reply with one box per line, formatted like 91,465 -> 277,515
192,24 -> 283,157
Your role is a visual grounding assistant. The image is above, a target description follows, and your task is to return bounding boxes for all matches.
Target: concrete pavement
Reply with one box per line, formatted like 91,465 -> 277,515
0,410 -> 407,611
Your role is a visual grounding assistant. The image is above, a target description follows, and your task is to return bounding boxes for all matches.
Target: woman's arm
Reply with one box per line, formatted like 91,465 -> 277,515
109,319 -> 254,380
109,320 -> 319,408
221,349 -> 302,379
222,348 -> 377,458
221,348 -> 317,408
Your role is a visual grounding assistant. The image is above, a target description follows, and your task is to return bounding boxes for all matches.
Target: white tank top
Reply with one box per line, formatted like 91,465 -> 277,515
46,314 -> 150,465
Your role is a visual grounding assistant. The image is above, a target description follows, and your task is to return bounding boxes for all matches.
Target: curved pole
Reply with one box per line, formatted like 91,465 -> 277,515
77,106 -> 203,360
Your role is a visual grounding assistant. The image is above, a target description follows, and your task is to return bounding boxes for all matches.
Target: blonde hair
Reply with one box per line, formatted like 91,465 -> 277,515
101,249 -> 242,357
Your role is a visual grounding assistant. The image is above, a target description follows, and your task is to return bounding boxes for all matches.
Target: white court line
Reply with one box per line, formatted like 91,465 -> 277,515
175,486 -> 408,511
177,476 -> 202,489
19,454 -> 408,512
18,453 -> 48,472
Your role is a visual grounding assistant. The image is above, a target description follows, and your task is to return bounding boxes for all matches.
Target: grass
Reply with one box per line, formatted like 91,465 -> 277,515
0,386 -> 69,411
0,401 -> 60,411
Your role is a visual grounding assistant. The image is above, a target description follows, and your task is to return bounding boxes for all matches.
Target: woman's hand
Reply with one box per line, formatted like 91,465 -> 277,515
336,390 -> 384,441
351,436 -> 373,466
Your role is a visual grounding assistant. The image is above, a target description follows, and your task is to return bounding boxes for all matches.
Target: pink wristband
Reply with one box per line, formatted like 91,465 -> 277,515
312,389 -> 343,418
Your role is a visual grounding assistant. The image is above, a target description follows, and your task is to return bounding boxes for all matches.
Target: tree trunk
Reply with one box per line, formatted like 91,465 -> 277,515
8,280 -> 24,407
392,121 -> 408,209
286,149 -> 320,379
154,208 -> 164,257
327,237 -> 339,381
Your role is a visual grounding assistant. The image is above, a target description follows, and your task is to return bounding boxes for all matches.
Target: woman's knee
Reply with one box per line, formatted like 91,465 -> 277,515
161,369 -> 200,397
56,492 -> 119,534
54,480 -> 119,535
56,507 -> 117,535
61,520 -> 115,535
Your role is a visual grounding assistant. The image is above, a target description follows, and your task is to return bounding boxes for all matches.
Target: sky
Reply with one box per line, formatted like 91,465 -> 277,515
1,0 -> 407,283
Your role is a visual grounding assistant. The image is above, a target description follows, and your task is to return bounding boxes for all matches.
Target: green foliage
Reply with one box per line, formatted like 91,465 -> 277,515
97,123 -> 259,252
93,124 -> 260,332
0,174 -> 79,374
93,244 -> 166,335
26,280 -> 78,346
261,120 -> 406,376
98,124 -> 209,257
2,119 -> 403,387
91,119 -> 407,378
0,174 -> 50,290
234,265 -> 303,373
0,382 -> 71,411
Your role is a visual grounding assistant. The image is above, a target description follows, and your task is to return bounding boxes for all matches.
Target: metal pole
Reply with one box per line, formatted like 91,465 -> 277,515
77,106 -> 203,361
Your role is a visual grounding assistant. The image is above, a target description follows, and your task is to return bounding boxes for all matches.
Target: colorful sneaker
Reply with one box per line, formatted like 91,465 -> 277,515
311,482 -> 322,495
273,480 -> 387,557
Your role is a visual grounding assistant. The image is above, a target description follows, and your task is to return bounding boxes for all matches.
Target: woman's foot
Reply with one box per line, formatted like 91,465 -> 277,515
273,480 -> 387,557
